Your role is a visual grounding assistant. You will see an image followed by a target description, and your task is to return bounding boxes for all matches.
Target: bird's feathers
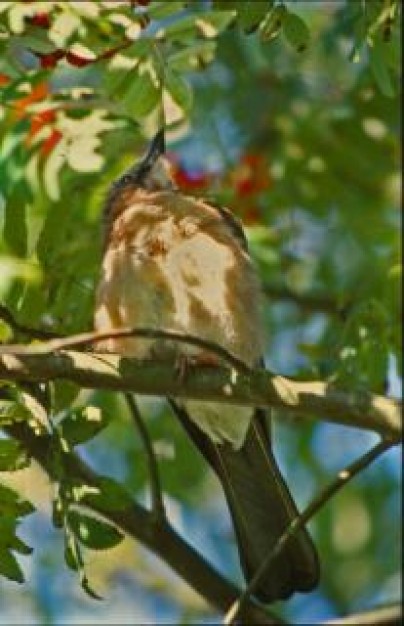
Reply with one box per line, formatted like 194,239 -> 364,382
170,401 -> 319,601
95,179 -> 320,602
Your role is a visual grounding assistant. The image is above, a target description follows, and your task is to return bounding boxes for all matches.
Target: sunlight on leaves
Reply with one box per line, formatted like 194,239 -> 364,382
43,110 -> 118,199
67,508 -> 124,550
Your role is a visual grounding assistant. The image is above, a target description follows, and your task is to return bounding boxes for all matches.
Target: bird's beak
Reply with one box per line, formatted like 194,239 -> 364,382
142,128 -> 166,170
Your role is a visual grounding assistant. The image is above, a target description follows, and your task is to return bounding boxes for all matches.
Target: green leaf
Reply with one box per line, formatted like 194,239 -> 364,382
79,477 -> 132,512
336,300 -> 390,390
52,494 -> 65,529
64,527 -> 82,571
0,517 -> 33,555
0,400 -> 32,427
349,14 -> 367,63
81,572 -> 103,600
259,4 -> 287,42
64,525 -> 103,599
67,510 -> 123,550
147,1 -> 186,20
165,68 -> 193,113
13,282 -> 47,329
15,27 -> 55,54
0,438 -> 30,471
158,10 -> 236,43
59,405 -> 110,447
369,37 -> 395,97
283,10 -> 310,52
122,38 -> 152,61
0,515 -> 18,542
10,534 -> 33,555
196,10 -> 237,37
167,41 -> 216,72
0,483 -> 35,517
0,50 -> 22,80
36,202 -> 72,268
0,547 -> 24,583
0,319 -> 12,342
3,190 -> 28,257
156,14 -> 197,42
120,65 -> 160,121
0,125 -> 27,173
235,1 -> 273,33
0,516 -> 32,582
52,380 -> 81,414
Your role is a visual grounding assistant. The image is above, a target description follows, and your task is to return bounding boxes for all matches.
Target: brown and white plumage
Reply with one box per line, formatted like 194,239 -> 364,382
95,131 -> 319,602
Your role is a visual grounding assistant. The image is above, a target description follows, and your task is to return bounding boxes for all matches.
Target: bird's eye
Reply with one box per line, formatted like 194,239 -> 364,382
120,174 -> 132,185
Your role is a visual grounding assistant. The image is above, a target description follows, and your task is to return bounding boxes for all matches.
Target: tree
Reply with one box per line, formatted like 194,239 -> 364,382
0,1 -> 401,624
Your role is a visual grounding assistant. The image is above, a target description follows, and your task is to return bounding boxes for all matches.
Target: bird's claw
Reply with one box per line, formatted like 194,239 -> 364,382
174,351 -> 221,383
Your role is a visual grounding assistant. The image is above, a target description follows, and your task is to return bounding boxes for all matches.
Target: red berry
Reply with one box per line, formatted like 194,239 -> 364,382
41,128 -> 63,155
0,73 -> 11,86
39,49 -> 65,68
234,153 -> 271,196
66,52 -> 94,67
29,12 -> 50,28
29,108 -> 56,139
173,165 -> 210,191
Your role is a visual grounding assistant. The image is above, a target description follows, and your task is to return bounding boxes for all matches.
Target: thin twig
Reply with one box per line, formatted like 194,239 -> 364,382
6,420 -> 280,624
323,602 -> 402,625
0,326 -> 252,373
0,304 -> 60,340
124,393 -> 165,521
224,437 -> 395,625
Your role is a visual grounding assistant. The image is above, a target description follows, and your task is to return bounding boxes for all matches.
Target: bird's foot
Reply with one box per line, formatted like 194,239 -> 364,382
174,351 -> 221,382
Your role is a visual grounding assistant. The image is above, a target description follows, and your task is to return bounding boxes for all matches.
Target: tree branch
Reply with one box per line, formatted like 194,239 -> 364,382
124,393 -> 166,521
0,304 -> 59,340
225,437 -> 395,624
323,603 -> 402,625
0,349 -> 401,439
1,331 -> 400,622
0,327 -> 251,373
5,421 -> 281,625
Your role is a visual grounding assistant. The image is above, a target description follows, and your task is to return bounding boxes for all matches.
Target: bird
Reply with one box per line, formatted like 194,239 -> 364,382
94,129 -> 320,602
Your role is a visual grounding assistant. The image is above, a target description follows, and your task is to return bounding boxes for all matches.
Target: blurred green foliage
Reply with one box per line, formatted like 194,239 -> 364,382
0,1 -> 401,623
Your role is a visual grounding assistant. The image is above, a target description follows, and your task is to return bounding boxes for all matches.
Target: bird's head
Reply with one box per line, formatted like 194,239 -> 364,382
115,128 -> 175,193
103,129 -> 176,239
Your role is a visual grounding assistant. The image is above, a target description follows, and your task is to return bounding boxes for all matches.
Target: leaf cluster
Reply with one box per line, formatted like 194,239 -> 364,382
0,0 -> 401,621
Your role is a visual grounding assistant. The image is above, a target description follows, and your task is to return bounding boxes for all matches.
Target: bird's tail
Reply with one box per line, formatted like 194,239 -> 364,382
171,402 -> 319,602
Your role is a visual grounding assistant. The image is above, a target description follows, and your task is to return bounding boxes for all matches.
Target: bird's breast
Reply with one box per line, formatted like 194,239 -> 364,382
95,192 -> 263,366
95,192 -> 264,447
